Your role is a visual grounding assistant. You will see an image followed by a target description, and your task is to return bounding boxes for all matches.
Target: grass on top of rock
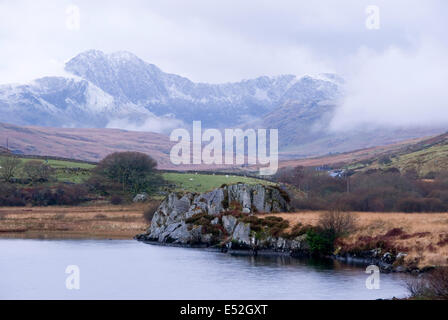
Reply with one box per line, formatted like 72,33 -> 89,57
162,172 -> 274,193
185,212 -> 224,237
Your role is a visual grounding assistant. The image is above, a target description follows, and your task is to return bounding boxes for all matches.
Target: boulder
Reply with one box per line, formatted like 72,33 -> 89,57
133,193 -> 149,202
382,252 -> 395,264
396,252 -> 408,260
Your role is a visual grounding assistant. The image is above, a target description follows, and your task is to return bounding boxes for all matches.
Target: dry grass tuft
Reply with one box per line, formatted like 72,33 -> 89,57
0,204 -> 148,239
261,211 -> 448,268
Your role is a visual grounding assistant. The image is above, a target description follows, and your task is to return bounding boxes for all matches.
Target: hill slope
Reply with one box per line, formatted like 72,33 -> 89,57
347,132 -> 448,176
0,122 -> 175,168
0,49 -> 444,157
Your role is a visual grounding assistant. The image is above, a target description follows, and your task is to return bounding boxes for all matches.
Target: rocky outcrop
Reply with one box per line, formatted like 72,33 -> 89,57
135,183 -> 307,255
135,184 -> 419,273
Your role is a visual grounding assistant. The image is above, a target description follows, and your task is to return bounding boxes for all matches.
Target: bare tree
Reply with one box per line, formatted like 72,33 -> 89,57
23,160 -> 54,182
407,267 -> 448,299
318,210 -> 357,237
0,156 -> 21,182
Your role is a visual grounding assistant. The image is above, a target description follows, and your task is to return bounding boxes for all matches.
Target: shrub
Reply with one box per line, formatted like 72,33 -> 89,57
240,215 -> 289,237
53,184 -> 88,205
0,156 -> 21,182
286,223 -> 313,239
185,212 -> 212,224
397,197 -> 446,213
306,229 -> 335,255
228,201 -> 242,211
23,160 -> 54,182
110,195 -> 123,205
407,267 -> 448,299
318,210 -> 357,237
275,168 -> 448,213
378,156 -> 392,165
397,198 -> 424,213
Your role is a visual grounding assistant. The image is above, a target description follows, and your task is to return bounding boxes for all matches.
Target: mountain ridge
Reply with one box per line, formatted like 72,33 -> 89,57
0,49 -> 444,158
0,49 -> 343,137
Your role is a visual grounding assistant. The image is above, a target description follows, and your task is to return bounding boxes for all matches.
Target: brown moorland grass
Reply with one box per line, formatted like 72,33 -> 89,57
0,203 -> 148,239
259,211 -> 448,268
2,205 -> 447,268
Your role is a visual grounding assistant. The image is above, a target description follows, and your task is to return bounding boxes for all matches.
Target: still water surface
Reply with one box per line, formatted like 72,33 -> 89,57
0,239 -> 410,300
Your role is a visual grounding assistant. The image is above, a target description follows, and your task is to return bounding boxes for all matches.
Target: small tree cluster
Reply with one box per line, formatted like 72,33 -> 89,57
0,156 -> 21,182
92,152 -> 160,194
23,160 -> 54,182
276,166 -> 448,213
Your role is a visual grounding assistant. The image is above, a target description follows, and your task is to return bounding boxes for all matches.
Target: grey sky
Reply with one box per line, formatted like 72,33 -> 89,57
0,0 -> 447,128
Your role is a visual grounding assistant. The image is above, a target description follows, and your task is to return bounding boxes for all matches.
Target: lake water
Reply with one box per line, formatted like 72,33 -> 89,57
0,239 -> 410,300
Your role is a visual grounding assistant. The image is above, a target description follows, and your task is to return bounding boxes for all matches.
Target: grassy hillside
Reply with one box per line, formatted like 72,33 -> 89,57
1,155 -> 272,193
348,132 -> 448,177
0,156 -> 95,183
0,122 -> 174,167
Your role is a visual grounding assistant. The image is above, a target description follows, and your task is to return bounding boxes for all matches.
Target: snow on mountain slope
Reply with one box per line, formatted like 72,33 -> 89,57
5,49 -> 441,159
64,50 -> 340,127
0,76 -> 153,129
0,49 -> 341,133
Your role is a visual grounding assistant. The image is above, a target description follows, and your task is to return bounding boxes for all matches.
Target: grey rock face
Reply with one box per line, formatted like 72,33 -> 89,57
222,215 -> 238,234
141,183 -> 290,245
232,222 -> 251,246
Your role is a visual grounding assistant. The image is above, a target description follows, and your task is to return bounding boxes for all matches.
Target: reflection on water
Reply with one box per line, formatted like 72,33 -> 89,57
0,239 -> 410,300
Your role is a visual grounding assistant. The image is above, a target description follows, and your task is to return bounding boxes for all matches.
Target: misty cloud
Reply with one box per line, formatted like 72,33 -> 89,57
331,41 -> 448,130
0,0 -> 447,129
106,116 -> 185,134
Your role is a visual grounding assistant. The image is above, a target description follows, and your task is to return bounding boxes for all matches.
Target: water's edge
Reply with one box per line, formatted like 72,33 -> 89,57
138,239 -> 410,273
0,239 -> 411,299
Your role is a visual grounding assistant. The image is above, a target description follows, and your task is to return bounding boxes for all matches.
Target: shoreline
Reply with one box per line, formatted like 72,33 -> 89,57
137,239 -> 417,273
1,205 -> 446,273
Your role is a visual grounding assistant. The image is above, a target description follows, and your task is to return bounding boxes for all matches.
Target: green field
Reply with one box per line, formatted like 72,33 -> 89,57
1,155 -> 272,192
0,156 -> 95,184
162,172 -> 274,193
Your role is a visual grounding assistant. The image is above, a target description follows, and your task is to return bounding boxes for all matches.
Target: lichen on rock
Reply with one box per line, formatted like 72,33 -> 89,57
135,183 -> 310,255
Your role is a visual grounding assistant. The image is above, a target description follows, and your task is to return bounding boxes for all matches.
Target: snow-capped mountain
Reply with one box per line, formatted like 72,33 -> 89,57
0,50 -> 341,132
0,76 -> 153,128
1,49 -> 442,158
